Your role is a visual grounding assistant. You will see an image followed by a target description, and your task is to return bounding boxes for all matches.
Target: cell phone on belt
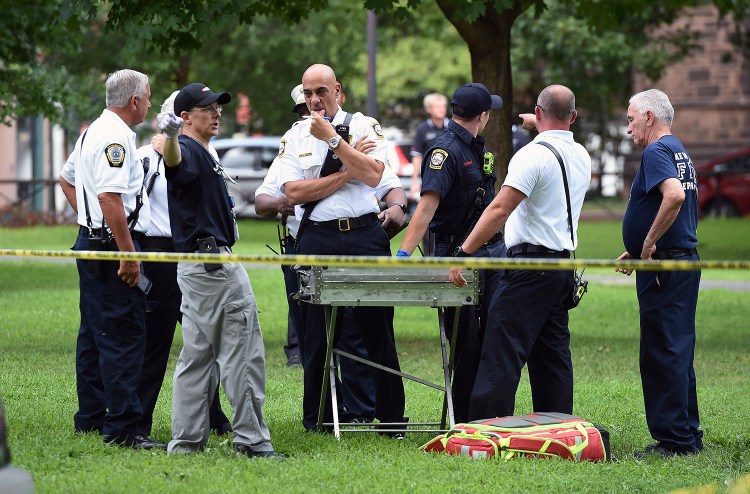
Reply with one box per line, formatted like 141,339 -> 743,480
197,236 -> 222,272
137,273 -> 153,295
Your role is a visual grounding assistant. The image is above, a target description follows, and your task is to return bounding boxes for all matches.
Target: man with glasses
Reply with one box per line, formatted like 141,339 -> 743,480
135,91 -> 232,440
449,85 -> 591,421
159,82 -> 283,460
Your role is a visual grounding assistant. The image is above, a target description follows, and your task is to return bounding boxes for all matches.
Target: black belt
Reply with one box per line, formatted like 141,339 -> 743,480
652,248 -> 697,260
79,225 -> 143,239
508,242 -> 570,258
435,231 -> 503,246
139,236 -> 174,251
309,212 -> 378,232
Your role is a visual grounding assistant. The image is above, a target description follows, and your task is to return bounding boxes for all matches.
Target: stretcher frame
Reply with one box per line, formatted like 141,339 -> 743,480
296,265 -> 478,439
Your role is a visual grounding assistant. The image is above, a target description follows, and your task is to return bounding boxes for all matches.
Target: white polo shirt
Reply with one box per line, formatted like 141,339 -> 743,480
503,130 -> 591,252
277,107 -> 389,222
61,110 -> 150,233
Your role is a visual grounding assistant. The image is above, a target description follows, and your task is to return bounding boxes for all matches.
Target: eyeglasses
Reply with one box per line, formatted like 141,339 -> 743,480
535,104 -> 545,112
194,104 -> 223,115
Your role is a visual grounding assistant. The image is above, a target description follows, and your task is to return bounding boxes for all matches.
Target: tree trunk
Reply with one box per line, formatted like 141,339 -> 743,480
436,0 -> 535,180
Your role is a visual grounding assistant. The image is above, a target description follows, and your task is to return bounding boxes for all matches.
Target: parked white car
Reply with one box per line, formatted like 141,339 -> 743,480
212,136 -> 283,217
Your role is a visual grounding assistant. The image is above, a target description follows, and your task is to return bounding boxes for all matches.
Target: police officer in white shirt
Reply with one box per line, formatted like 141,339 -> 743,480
58,69 -> 165,450
277,64 -> 406,434
450,84 -> 592,420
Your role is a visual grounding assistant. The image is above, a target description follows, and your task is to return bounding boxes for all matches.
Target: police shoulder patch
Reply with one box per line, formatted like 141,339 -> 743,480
278,139 -> 286,157
371,121 -> 384,139
429,149 -> 449,170
105,143 -> 126,168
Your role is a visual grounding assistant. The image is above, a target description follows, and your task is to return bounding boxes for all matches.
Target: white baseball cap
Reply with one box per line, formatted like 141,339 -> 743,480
290,84 -> 305,112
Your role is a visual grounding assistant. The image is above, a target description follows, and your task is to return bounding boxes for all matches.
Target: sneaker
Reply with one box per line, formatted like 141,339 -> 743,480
234,444 -> 286,461
634,442 -> 700,458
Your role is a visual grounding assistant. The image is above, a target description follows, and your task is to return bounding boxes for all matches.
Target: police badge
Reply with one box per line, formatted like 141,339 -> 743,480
105,143 -> 126,168
429,149 -> 449,170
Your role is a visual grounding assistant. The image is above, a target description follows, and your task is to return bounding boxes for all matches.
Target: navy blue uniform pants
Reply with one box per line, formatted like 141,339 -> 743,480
282,235 -> 301,362
296,222 -> 405,430
137,242 -> 230,436
469,255 -> 575,420
73,230 -> 145,440
434,239 -> 507,423
286,237 -> 375,419
636,255 -> 702,451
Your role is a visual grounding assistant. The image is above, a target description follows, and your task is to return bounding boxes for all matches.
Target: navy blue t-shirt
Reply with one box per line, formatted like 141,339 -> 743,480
165,136 -> 236,253
622,135 -> 698,257
420,120 -> 495,234
412,118 -> 448,157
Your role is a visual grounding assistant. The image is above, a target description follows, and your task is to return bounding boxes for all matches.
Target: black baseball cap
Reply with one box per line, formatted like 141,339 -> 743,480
450,83 -> 503,118
174,83 -> 232,115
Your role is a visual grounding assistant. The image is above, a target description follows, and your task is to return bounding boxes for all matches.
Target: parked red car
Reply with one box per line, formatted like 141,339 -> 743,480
696,147 -> 750,217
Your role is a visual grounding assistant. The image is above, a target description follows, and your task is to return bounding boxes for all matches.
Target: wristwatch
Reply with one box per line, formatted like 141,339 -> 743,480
452,246 -> 472,258
328,134 -> 342,150
391,202 -> 408,215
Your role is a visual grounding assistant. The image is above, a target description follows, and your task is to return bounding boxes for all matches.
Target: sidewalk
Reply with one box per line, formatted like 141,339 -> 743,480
580,208 -> 624,222
587,273 -> 750,292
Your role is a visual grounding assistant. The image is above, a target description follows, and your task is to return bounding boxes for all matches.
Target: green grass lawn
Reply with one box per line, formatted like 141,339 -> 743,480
1,218 -> 749,493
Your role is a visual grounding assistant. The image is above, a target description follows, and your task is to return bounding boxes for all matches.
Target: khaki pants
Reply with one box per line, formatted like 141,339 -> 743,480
168,261 -> 272,453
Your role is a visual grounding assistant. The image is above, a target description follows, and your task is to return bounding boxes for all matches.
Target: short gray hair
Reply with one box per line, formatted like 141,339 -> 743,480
157,91 -> 180,122
423,93 -> 447,111
537,85 -> 575,121
106,69 -> 149,108
629,89 -> 674,127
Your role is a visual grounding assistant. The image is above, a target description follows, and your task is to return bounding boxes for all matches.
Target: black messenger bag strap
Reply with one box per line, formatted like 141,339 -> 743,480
537,141 -> 574,247
296,112 -> 353,244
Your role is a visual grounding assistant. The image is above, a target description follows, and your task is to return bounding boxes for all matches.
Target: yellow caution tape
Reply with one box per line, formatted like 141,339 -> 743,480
1,249 -> 749,271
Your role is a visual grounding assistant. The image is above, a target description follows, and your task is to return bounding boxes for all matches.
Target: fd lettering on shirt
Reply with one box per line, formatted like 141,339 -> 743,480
105,144 -> 126,168
429,149 -> 449,170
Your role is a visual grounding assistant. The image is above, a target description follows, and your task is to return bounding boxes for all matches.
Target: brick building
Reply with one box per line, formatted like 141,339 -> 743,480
631,4 -> 750,167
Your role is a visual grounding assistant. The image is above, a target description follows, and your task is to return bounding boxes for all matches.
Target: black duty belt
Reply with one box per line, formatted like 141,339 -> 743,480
508,242 -> 570,258
652,248 -> 698,260
80,225 -> 143,239
139,236 -> 175,251
435,231 -> 503,246
309,212 -> 378,232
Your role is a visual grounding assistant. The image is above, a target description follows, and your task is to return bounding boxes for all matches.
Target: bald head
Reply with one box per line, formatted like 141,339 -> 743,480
537,85 -> 576,122
303,64 -> 337,85
302,64 -> 341,117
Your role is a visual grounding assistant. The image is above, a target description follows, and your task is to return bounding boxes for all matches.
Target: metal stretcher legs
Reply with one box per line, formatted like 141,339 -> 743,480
318,305 -> 459,439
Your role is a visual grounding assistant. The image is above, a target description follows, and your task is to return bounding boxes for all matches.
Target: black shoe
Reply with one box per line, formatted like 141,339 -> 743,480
348,417 -> 374,424
234,444 -> 285,461
377,416 -> 408,440
634,442 -> 700,458
104,434 -> 167,450
210,422 -> 233,436
286,354 -> 302,368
